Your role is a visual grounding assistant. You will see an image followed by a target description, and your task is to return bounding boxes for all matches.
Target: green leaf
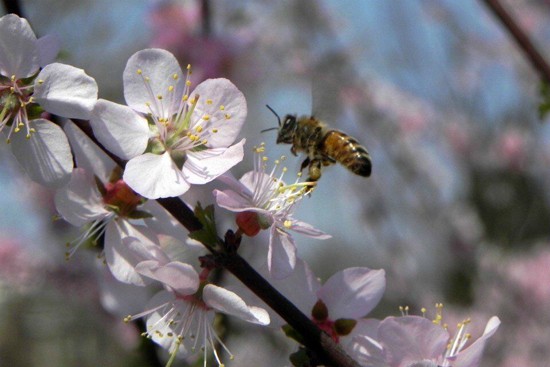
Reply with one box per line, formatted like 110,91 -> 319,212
188,202 -> 219,248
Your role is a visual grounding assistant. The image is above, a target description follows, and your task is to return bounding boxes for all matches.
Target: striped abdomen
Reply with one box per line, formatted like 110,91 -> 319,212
321,130 -> 372,177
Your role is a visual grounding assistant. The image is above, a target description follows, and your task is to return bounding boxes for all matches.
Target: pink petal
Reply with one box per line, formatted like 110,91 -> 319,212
317,267 -> 385,320
378,316 -> 449,366
453,316 -> 500,367
288,219 -> 331,239
36,33 -> 60,67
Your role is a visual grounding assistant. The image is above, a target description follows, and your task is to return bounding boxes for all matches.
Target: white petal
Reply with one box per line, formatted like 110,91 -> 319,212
123,152 -> 190,199
135,260 -> 199,295
123,48 -> 185,116
289,219 -> 331,239
0,14 -> 39,78
190,78 -> 247,147
90,99 -> 149,160
54,168 -> 109,226
34,63 -> 98,119
104,220 -> 168,286
36,34 -> 60,67
203,284 -> 270,325
268,227 -> 297,279
10,119 -> 72,187
63,120 -> 116,183
183,139 -> 245,184
317,267 -> 386,320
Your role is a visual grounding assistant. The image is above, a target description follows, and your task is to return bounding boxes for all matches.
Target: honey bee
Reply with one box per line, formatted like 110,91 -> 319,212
263,105 -> 371,186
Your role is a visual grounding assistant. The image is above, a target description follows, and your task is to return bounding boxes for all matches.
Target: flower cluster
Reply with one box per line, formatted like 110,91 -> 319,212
0,13 -> 501,367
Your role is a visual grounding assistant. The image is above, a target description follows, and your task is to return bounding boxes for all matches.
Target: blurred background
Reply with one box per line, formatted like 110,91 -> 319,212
1,0 -> 550,366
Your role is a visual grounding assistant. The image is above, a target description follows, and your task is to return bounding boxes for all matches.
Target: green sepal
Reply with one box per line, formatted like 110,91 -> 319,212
126,209 -> 153,220
25,104 -> 44,120
282,324 -> 304,344
188,202 -> 219,248
538,81 -> 550,119
334,318 -> 357,336
94,175 -> 106,196
289,347 -> 311,367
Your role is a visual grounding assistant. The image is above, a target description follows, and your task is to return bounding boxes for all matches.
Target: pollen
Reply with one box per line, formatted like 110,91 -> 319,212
157,95 -> 163,100
137,69 -> 142,75
219,105 -> 225,110
206,99 -> 213,105
202,114 -> 210,121
168,85 -> 174,92
172,73 -> 178,80
224,113 -> 231,120
195,125 -> 203,133
37,79 -> 44,84
182,94 -> 188,101
212,128 -> 218,133
283,220 -> 292,228
186,80 -> 192,86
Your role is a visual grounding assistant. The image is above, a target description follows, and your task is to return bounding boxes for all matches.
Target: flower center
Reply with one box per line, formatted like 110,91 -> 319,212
0,75 -> 37,142
103,179 -> 143,217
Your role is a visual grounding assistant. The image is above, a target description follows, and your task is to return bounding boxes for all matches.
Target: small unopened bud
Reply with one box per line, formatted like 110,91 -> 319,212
311,300 -> 329,321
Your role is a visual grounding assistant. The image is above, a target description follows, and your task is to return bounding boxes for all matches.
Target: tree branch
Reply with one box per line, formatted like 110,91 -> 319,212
481,0 -> 550,84
70,120 -> 359,367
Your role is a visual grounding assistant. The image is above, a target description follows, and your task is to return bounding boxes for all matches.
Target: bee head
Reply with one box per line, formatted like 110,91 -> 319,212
262,105 -> 296,145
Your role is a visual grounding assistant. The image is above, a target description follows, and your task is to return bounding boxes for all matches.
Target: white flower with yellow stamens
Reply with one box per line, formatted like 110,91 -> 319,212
214,144 -> 331,279
89,48 -> 246,199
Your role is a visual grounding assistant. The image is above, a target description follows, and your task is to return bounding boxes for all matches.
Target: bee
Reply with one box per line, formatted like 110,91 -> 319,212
263,105 -> 371,186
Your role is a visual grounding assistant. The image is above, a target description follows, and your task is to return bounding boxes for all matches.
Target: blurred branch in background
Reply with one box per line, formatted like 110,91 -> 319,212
481,0 -> 550,83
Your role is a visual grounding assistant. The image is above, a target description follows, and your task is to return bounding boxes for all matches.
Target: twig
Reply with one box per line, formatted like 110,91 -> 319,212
481,0 -> 550,83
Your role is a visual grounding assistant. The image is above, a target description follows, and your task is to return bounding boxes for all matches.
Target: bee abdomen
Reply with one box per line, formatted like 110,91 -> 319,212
322,130 -> 372,177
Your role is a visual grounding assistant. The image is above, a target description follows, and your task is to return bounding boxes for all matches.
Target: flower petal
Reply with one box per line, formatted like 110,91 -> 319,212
104,220 -> 169,286
453,316 -> 500,367
213,188 -> 269,215
54,168 -> 109,226
288,219 -> 331,239
317,267 -> 386,320
34,63 -> 98,119
123,152 -> 190,199
203,284 -> 270,325
123,48 -> 185,116
268,226 -> 297,279
190,78 -> 247,147
135,260 -> 199,295
90,99 -> 149,160
183,139 -> 245,184
0,14 -> 39,78
63,120 -> 116,183
10,119 -> 72,187
36,34 -> 60,67
378,316 -> 449,366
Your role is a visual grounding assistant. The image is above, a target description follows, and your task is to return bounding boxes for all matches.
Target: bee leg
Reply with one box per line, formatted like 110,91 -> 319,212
300,157 -> 311,172
305,159 -> 322,193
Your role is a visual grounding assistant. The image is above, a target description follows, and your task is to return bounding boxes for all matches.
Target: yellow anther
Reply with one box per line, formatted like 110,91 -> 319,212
206,99 -> 213,105
283,219 -> 292,228
37,79 -> 44,84
168,85 -> 174,92
212,128 -> 218,133
202,139 -> 208,145
262,156 -> 268,162
219,105 -> 225,110
172,73 -> 178,80
11,75 -> 16,81
195,125 -> 203,133
145,102 -> 151,107
157,95 -> 163,100
187,64 -> 191,70
225,113 -> 231,119
182,94 -> 189,101
137,69 -> 142,75
202,114 -> 210,121
186,80 -> 191,86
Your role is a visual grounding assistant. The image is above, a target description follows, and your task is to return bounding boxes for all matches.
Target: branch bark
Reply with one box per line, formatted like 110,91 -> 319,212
481,0 -> 550,84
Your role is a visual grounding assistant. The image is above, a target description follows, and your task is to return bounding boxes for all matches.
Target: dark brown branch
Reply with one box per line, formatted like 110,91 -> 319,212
481,0 -> 550,83
2,0 -> 24,16
70,120 -> 359,367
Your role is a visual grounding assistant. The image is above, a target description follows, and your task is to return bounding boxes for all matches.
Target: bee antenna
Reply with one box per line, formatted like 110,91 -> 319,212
265,104 -> 282,127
